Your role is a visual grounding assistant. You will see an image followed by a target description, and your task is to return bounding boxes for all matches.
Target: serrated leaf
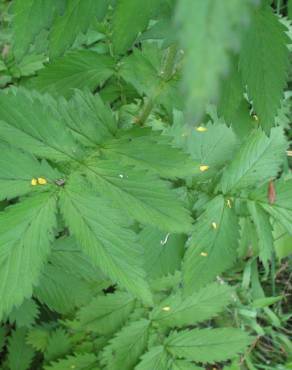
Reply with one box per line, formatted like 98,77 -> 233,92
44,353 -> 98,370
27,327 -> 50,352
11,0 -> 59,59
239,5 -> 289,133
176,0 -> 251,121
183,196 -> 239,294
35,246 -> 102,314
247,201 -> 274,269
77,292 -> 136,335
0,192 -> 57,319
172,361 -> 203,370
29,50 -> 115,98
151,283 -> 232,328
44,329 -> 71,362
85,159 -> 192,233
7,328 -> 35,370
0,89 -> 81,161
101,319 -> 150,370
135,346 -> 169,370
59,176 -> 152,304
138,226 -> 186,279
166,328 -> 251,363
112,0 -> 160,54
103,130 -> 197,179
250,179 -> 292,234
219,128 -> 287,194
49,0 -> 109,58
167,113 -> 238,179
9,299 -> 39,328
59,90 -> 117,147
0,143 -> 61,201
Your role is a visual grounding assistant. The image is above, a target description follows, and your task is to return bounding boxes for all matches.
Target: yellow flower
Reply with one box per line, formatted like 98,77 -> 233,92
31,178 -> 38,186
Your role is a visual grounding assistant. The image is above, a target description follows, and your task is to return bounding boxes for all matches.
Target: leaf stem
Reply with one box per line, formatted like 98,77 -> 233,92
135,44 -> 178,126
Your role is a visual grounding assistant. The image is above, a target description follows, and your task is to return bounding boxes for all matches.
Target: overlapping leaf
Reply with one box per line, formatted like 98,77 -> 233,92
220,127 -> 287,194
0,192 -> 57,319
239,5 -> 289,133
101,319 -> 150,370
29,51 -> 115,98
165,328 -> 251,363
59,176 -> 153,304
183,196 -> 239,294
151,283 -> 232,327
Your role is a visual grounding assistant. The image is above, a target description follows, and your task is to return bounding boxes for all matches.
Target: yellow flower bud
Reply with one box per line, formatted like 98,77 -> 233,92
31,178 -> 38,186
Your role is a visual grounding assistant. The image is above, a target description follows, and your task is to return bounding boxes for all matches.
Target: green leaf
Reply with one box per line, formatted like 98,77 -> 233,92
176,0 -> 250,121
166,328 -> 251,363
0,192 -> 57,319
85,159 -> 192,233
29,50 -> 115,98
35,241 -> 104,314
239,5 -> 289,133
0,143 -> 61,201
219,128 -> 287,194
59,177 -> 152,304
49,0 -> 109,58
101,319 -> 150,370
274,223 -> 292,259
27,328 -> 50,352
103,130 -> 196,179
247,201 -> 274,268
167,113 -> 238,179
59,90 -> 117,147
112,0 -> 160,54
252,295 -> 283,308
183,196 -> 239,294
138,226 -> 186,279
44,353 -> 98,370
44,329 -> 71,362
151,283 -> 232,328
11,0 -> 59,59
250,179 -> 292,234
7,328 -> 35,370
77,292 -> 136,335
0,89 -> 80,161
135,346 -> 169,370
9,299 -> 39,328
172,360 -> 203,370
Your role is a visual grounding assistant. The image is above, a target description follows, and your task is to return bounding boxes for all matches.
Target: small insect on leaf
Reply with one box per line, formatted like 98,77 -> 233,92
37,177 -> 47,185
200,252 -> 208,257
162,306 -> 171,312
268,180 -> 276,204
200,165 -> 209,172
55,179 -> 66,187
31,178 -> 38,186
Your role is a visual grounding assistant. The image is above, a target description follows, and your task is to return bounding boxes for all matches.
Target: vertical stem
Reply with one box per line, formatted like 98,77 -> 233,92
135,44 -> 178,126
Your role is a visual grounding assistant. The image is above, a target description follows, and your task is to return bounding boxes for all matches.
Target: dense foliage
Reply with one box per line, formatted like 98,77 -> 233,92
0,0 -> 291,369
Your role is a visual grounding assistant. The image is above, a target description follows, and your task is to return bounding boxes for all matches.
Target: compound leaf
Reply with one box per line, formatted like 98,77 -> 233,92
0,192 -> 57,319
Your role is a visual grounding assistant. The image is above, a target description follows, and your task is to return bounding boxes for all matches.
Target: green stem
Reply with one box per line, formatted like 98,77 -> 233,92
135,44 -> 178,126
